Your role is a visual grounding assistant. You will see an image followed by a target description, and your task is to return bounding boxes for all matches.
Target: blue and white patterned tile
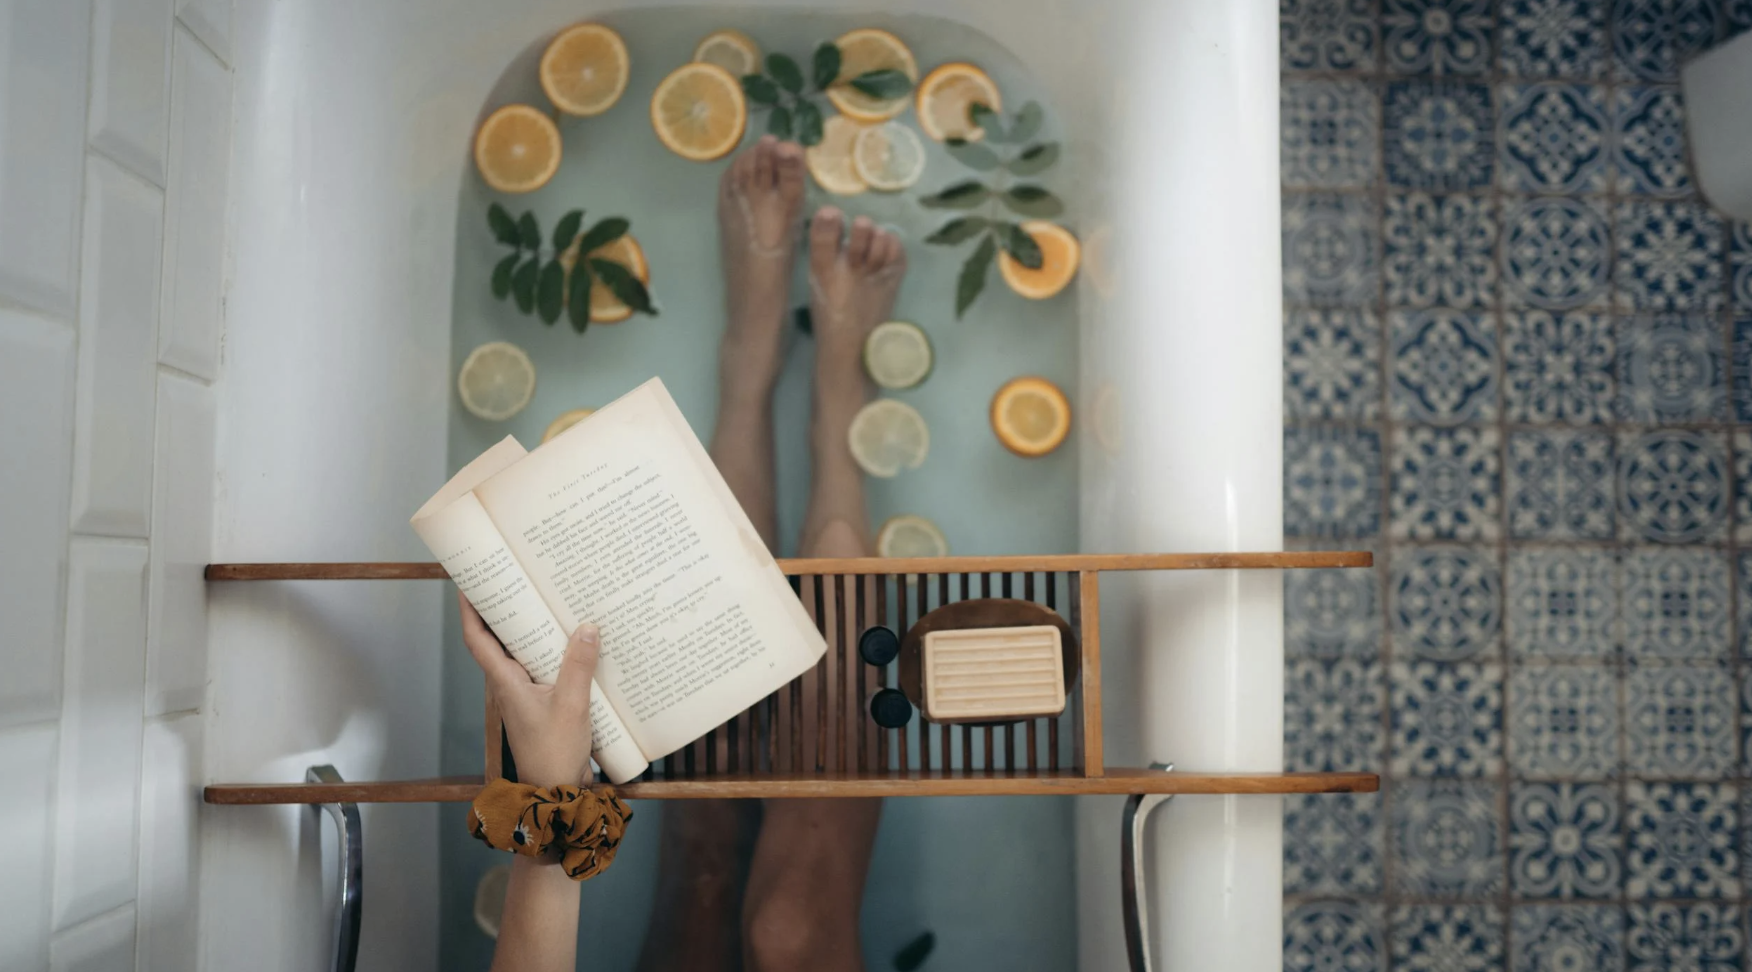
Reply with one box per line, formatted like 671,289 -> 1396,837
1624,662 -> 1736,778
1627,781 -> 1741,900
1618,429 -> 1730,544
1615,199 -> 1728,313
1614,86 -> 1691,196
1391,778 -> 1505,896
1621,547 -> 1731,661
1507,548 -> 1617,659
1737,553 -> 1752,658
1618,315 -> 1729,422
1391,546 -> 1502,660
1731,321 -> 1752,422
1503,310 -> 1616,423
1383,80 -> 1495,190
1391,660 -> 1504,777
1281,0 -> 1378,72
1732,223 -> 1751,311
1612,0 -> 1723,82
1511,783 -> 1622,899
1389,309 -> 1499,424
1507,430 -> 1616,540
1737,433 -> 1752,544
1498,0 -> 1609,77
1511,905 -> 1625,972
1283,80 -> 1379,191
1502,197 -> 1612,310
1286,426 -> 1382,539
1731,0 -> 1752,35
1509,664 -> 1620,777
1391,426 -> 1501,541
1284,193 -> 1381,307
1741,675 -> 1752,774
1286,309 -> 1382,421
1626,903 -> 1744,972
1286,658 -> 1386,772
1384,194 -> 1498,308
1497,83 -> 1610,193
1287,567 -> 1382,660
1390,904 -> 1505,972
1382,0 -> 1494,75
1285,900 -> 1385,972
1743,787 -> 1752,888
1285,793 -> 1385,895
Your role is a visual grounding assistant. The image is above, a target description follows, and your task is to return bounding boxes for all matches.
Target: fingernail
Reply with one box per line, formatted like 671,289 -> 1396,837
575,623 -> 599,643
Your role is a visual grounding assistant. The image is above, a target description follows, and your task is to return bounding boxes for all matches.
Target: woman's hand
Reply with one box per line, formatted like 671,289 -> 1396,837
458,591 -> 599,788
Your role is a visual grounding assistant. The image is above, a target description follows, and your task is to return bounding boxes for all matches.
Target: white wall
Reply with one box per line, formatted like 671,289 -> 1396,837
0,0 -> 233,968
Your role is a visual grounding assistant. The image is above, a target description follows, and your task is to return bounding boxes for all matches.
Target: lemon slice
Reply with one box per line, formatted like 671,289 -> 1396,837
915,62 -> 1002,142
541,407 -> 596,442
474,863 -> 511,938
990,376 -> 1070,457
997,221 -> 1080,300
824,28 -> 918,122
877,514 -> 948,559
851,122 -> 926,191
540,23 -> 630,117
847,398 -> 929,477
862,321 -> 933,389
693,28 -> 761,78
805,114 -> 870,195
650,62 -> 748,162
458,341 -> 536,422
473,105 -> 562,194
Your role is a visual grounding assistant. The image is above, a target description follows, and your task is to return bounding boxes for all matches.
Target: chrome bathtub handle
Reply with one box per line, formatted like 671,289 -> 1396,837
307,764 -> 363,972
1120,762 -> 1173,972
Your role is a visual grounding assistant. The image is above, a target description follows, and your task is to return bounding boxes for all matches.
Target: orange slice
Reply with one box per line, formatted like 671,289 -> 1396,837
541,408 -> 596,443
997,221 -> 1080,300
824,28 -> 918,122
560,233 -> 650,323
473,105 -> 562,194
805,114 -> 870,195
915,62 -> 1001,142
540,23 -> 630,116
693,28 -> 761,78
650,62 -> 747,161
990,377 -> 1071,458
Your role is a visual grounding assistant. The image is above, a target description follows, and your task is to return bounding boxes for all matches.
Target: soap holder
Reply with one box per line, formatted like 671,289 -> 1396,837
898,598 -> 1081,725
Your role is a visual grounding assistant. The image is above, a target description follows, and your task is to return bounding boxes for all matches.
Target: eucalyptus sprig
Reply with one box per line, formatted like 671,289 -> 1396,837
487,202 -> 656,333
741,41 -> 913,146
918,101 -> 1065,318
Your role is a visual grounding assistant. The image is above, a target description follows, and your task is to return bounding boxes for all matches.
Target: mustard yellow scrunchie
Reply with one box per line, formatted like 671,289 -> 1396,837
468,778 -> 634,881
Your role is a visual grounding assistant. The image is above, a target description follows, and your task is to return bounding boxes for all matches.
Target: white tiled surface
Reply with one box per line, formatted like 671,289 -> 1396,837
0,310 -> 77,729
53,540 -> 149,931
0,0 -> 93,316
0,724 -> 57,971
49,905 -> 136,972
175,0 -> 232,66
147,373 -> 215,716
158,28 -> 231,380
87,0 -> 175,187
135,714 -> 202,972
70,156 -> 164,538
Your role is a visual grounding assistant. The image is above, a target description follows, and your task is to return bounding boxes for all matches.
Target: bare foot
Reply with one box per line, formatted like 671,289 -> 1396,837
718,135 -> 806,395
806,207 -> 906,430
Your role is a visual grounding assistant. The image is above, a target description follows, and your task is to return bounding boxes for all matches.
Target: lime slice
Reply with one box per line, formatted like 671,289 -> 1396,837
877,514 -> 948,558
474,863 -> 511,938
862,321 -> 933,390
541,407 -> 595,443
847,398 -> 929,477
851,122 -> 926,192
457,342 -> 536,421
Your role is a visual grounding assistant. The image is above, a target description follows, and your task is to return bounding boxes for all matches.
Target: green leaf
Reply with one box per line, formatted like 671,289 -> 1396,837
767,104 -> 793,139
956,236 -> 996,319
945,138 -> 1001,171
919,180 -> 991,209
893,931 -> 935,972
811,42 -> 841,91
850,68 -> 912,100
517,212 -> 540,250
742,74 -> 780,105
794,99 -> 823,147
567,269 -> 591,333
487,203 -> 520,246
968,102 -> 1005,142
767,53 -> 803,94
1007,141 -> 1060,176
551,209 -> 583,252
792,306 -> 812,335
491,253 -> 520,299
925,216 -> 991,245
590,258 -> 657,316
511,257 -> 539,314
1002,222 -> 1044,270
576,216 -> 629,254
1001,184 -> 1065,217
1008,101 -> 1044,143
537,260 -> 565,324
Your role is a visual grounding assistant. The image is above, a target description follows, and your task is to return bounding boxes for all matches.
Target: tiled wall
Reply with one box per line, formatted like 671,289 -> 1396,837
0,0 -> 233,968
1280,0 -> 1752,968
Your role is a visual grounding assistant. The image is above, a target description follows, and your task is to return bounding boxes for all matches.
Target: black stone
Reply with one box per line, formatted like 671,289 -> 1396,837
858,625 -> 900,666
869,688 -> 913,729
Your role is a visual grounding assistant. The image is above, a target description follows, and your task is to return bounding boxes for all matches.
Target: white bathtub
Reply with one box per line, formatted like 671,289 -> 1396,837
204,1 -> 1283,969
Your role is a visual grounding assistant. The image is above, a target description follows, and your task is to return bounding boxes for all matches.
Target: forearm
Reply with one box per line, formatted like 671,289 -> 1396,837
490,855 -> 582,972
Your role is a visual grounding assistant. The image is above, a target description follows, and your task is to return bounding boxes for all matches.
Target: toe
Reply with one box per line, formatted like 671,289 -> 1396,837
724,146 -> 754,194
773,141 -> 805,200
753,135 -> 777,187
875,230 -> 906,271
809,207 -> 845,276
847,216 -> 875,269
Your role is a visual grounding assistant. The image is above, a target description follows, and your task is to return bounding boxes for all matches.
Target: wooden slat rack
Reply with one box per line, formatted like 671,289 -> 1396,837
202,552 -> 1377,804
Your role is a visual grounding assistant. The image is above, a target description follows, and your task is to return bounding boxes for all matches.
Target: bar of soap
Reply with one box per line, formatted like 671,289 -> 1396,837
922,625 -> 1066,722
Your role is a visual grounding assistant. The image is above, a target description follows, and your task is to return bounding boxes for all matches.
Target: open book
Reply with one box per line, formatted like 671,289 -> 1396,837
411,378 -> 826,783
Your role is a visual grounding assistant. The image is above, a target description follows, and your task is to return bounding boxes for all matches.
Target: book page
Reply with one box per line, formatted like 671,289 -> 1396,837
476,378 -> 825,759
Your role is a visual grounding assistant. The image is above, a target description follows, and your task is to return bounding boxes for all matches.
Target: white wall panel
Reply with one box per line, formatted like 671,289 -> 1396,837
135,714 -> 203,972
176,0 -> 232,66
157,29 -> 231,380
147,373 -> 215,716
0,724 -> 58,971
88,0 -> 175,186
49,906 -> 136,972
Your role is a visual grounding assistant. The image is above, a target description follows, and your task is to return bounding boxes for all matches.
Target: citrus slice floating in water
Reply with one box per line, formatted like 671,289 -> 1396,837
862,320 -> 933,390
997,220 -> 1080,300
824,28 -> 918,122
473,104 -> 562,194
915,62 -> 1001,142
851,121 -> 926,191
458,342 -> 536,422
541,407 -> 596,443
693,28 -> 761,78
540,23 -> 630,117
805,114 -> 870,195
560,233 -> 651,323
877,514 -> 949,559
847,398 -> 929,477
990,376 -> 1070,457
650,62 -> 748,161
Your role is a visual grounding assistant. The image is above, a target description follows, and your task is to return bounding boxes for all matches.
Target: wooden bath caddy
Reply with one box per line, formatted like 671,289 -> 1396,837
202,551 -> 1377,805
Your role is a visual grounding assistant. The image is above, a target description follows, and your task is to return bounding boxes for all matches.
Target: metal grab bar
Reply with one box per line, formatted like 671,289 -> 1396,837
307,765 -> 363,972
1120,762 -> 1173,972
